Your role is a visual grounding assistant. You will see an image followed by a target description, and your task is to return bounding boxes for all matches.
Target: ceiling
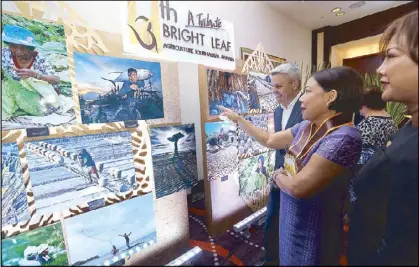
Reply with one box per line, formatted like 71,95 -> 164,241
265,1 -> 412,30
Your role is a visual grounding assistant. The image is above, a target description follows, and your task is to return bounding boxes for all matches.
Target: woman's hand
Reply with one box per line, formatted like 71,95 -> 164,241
274,167 -> 291,189
13,67 -> 37,79
217,105 -> 242,123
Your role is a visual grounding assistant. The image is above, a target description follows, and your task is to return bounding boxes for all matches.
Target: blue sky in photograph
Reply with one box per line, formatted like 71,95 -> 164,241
64,193 -> 156,264
73,52 -> 162,95
205,121 -> 236,136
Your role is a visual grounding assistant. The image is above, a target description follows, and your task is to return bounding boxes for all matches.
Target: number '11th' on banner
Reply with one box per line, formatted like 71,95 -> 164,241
121,1 -> 236,70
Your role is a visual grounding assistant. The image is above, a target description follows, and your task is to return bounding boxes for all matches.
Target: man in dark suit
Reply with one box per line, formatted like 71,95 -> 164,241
219,63 -> 303,265
262,63 -> 303,266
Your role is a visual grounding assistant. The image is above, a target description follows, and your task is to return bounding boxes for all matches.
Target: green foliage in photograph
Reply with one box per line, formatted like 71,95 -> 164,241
1,223 -> 68,266
1,13 -> 66,45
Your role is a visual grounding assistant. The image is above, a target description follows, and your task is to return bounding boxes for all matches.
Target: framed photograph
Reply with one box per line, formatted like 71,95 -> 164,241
24,131 -> 136,219
1,222 -> 69,266
150,124 -> 198,199
1,13 -> 75,130
74,53 -> 164,124
240,47 -> 287,68
64,194 -> 157,266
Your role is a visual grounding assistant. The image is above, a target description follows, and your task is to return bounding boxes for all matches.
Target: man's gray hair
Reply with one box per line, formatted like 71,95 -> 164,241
270,63 -> 301,87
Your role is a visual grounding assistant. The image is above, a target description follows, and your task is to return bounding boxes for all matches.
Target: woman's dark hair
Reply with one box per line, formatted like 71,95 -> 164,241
313,66 -> 364,114
361,85 -> 386,110
380,11 -> 418,64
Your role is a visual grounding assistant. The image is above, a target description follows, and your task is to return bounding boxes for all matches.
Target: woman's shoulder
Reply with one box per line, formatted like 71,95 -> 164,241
329,125 -> 362,143
290,120 -> 310,136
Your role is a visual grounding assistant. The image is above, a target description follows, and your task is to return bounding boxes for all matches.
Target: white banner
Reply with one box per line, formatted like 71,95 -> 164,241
121,1 -> 236,70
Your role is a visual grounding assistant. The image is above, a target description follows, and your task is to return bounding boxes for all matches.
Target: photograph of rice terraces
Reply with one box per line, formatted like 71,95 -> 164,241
1,142 -> 30,227
74,53 -> 164,124
150,124 -> 198,199
205,121 -> 238,181
65,194 -> 156,266
238,151 -> 275,196
24,131 -> 136,219
1,223 -> 68,266
1,13 -> 75,130
207,69 -> 249,116
248,72 -> 277,112
237,113 -> 275,159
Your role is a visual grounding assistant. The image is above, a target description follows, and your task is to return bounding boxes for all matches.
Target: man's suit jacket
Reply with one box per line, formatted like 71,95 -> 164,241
274,101 -> 303,170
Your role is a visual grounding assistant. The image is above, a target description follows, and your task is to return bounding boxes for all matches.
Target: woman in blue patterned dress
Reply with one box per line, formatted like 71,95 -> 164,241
221,66 -> 363,265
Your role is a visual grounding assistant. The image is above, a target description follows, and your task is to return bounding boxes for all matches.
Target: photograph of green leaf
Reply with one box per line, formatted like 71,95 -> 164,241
1,223 -> 69,266
1,13 -> 75,130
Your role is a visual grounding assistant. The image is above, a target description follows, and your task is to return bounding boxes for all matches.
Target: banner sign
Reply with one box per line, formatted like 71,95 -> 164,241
122,1 -> 236,70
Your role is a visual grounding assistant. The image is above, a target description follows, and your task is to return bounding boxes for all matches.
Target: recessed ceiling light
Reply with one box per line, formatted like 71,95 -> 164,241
336,12 -> 345,16
331,7 -> 342,13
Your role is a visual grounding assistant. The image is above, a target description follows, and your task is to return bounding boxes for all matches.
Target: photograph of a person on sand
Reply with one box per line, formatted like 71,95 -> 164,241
64,194 -> 156,266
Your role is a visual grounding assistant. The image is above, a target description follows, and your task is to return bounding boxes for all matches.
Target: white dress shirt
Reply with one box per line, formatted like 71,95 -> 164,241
280,92 -> 301,130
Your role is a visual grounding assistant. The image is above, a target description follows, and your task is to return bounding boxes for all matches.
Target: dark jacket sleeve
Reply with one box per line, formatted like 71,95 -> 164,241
367,140 -> 418,265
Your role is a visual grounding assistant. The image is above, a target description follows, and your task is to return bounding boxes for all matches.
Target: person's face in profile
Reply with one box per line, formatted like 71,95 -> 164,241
8,43 -> 34,60
377,38 -> 418,104
129,71 -> 138,82
272,73 -> 298,105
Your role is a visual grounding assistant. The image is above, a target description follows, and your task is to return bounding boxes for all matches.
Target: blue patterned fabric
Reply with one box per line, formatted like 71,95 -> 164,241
279,120 -> 361,266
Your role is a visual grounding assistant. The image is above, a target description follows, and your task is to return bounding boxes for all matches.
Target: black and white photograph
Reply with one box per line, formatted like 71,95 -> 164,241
150,124 -> 198,199
24,131 -> 136,218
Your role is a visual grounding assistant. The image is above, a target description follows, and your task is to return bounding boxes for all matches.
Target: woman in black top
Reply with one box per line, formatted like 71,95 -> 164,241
349,85 -> 398,203
348,11 -> 418,266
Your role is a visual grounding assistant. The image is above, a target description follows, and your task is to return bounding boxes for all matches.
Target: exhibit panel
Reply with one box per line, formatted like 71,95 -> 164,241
1,1 -> 188,266
198,53 -> 279,235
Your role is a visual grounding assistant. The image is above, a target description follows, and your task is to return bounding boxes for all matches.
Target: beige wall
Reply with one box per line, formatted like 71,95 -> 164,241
329,34 -> 382,67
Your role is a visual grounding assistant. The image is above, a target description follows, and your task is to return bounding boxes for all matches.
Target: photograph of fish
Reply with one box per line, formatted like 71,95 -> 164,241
1,13 -> 75,130
237,113 -> 275,159
65,194 -> 157,266
238,151 -> 275,196
207,69 -> 249,116
248,72 -> 277,112
2,142 -> 30,227
150,124 -> 198,199
1,222 -> 69,266
24,131 -> 136,219
205,121 -> 238,181
74,53 -> 164,124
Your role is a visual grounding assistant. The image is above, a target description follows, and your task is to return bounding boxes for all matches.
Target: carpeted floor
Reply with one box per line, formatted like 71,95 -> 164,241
187,198 -> 348,266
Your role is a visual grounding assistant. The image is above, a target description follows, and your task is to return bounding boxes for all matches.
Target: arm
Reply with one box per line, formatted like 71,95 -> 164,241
219,106 -> 294,150
274,134 -> 360,198
13,66 -> 60,84
274,154 -> 347,198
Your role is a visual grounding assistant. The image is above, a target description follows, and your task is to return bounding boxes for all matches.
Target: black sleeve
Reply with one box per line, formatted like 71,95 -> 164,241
369,147 -> 418,265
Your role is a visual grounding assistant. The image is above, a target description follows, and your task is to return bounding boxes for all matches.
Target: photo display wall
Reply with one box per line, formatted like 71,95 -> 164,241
1,5 -> 194,267
203,66 -> 279,232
